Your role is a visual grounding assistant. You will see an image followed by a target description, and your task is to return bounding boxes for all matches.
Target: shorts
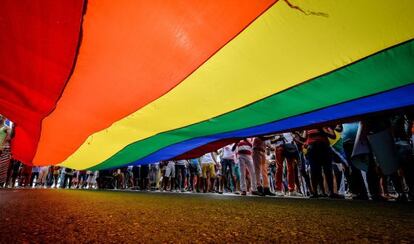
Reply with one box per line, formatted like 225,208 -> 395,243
87,174 -> 95,184
201,163 -> 216,178
221,158 -> 235,175
232,163 -> 241,181
189,163 -> 202,176
78,173 -> 87,182
140,165 -> 149,178
164,162 -> 175,178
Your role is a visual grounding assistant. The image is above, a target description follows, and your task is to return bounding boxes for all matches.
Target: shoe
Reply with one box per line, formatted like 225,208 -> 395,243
233,191 -> 240,195
263,187 -> 275,196
408,193 -> 414,202
275,191 -> 284,197
218,191 -> 223,194
352,194 -> 369,200
251,191 -> 263,196
288,191 -> 302,197
371,195 -> 388,202
329,193 -> 345,199
344,191 -> 353,199
257,186 -> 264,195
309,193 -> 319,199
241,191 -> 247,196
396,193 -> 408,202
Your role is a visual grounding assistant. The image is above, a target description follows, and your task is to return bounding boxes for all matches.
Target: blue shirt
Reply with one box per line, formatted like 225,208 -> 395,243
342,122 -> 359,143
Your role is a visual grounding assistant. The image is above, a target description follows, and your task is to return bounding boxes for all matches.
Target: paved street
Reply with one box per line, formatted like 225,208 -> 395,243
0,189 -> 413,243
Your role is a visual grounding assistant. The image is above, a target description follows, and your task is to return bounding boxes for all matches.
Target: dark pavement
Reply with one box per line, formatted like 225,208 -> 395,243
0,189 -> 413,243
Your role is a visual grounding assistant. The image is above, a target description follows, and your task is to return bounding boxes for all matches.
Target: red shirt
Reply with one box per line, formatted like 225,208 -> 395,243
237,140 -> 253,155
306,129 -> 329,145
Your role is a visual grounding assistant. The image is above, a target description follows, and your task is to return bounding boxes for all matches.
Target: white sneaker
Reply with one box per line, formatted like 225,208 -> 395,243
275,191 -> 284,197
288,191 -> 302,197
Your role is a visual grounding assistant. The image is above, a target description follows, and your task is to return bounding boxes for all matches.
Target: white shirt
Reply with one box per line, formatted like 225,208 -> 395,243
283,133 -> 294,143
176,160 -> 187,166
40,166 -> 49,172
274,133 -> 294,147
200,153 -> 214,164
221,145 -> 235,160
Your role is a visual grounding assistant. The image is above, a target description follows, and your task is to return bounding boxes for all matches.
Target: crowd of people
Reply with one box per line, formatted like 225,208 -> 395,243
1,112 -> 414,202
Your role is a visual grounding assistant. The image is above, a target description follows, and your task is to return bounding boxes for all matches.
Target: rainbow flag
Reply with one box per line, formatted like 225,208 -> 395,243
1,0 -> 413,170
